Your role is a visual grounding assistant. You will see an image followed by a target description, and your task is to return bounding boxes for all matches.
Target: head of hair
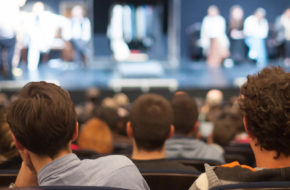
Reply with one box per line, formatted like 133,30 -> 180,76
208,5 -> 219,16
238,66 -> 290,158
213,112 -> 242,147
78,118 -> 113,154
0,109 -> 18,160
130,94 -> 173,151
7,82 -> 77,158
171,93 -> 198,135
205,89 -> 223,107
255,7 -> 266,17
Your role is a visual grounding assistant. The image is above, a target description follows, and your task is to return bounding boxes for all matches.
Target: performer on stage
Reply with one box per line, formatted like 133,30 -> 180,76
64,5 -> 91,67
0,0 -> 26,79
200,5 -> 229,67
244,8 -> 269,67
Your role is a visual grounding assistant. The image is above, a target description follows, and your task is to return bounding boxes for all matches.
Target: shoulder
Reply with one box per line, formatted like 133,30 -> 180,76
85,155 -> 134,168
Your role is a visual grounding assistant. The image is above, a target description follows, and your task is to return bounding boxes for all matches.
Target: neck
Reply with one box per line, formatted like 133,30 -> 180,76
131,141 -> 165,160
30,145 -> 72,173
250,139 -> 290,169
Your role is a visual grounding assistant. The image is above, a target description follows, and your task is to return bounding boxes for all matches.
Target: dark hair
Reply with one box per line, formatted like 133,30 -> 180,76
171,94 -> 198,135
0,108 -> 18,160
239,66 -> 290,158
213,112 -> 242,147
7,82 -> 77,158
130,94 -> 173,151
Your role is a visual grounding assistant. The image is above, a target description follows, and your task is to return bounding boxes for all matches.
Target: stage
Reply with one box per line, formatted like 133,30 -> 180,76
0,59 -> 288,93
0,58 -> 288,104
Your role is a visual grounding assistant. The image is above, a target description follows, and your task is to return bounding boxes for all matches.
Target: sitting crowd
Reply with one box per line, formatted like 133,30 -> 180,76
0,66 -> 289,189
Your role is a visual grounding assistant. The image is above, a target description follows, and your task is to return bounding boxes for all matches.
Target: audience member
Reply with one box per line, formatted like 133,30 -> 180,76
166,93 -> 225,163
7,81 -> 149,189
199,89 -> 224,139
77,118 -> 113,154
189,66 -> 290,190
127,93 -> 198,172
200,5 -> 229,67
75,87 -> 100,124
0,108 -> 21,169
210,112 -> 242,147
244,8 -> 269,67
228,5 -> 246,63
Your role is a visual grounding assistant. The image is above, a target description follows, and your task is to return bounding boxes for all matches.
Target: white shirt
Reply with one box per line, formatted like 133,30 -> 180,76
200,15 -> 229,50
0,0 -> 20,38
244,15 -> 269,39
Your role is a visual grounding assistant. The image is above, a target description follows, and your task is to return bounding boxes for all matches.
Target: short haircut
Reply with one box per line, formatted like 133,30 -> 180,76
7,82 -> 77,158
171,94 -> 198,135
130,94 -> 173,151
213,112 -> 242,147
239,66 -> 290,158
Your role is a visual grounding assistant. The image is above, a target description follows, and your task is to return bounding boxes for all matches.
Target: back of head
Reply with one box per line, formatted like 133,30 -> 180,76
171,93 -> 198,135
130,94 -> 173,151
78,118 -> 113,154
7,82 -> 77,158
239,66 -> 290,158
213,112 -> 242,147
205,89 -> 223,107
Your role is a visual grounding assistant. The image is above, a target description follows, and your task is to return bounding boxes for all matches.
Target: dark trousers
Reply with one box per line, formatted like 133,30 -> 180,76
70,39 -> 87,65
0,37 -> 16,79
285,40 -> 290,58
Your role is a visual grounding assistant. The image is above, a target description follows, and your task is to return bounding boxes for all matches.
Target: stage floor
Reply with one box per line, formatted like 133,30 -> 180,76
0,58 -> 289,91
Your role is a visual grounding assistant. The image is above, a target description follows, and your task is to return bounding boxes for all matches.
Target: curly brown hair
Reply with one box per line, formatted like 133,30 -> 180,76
239,66 -> 290,158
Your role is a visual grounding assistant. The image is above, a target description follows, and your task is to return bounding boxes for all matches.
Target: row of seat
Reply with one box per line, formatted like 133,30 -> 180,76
1,170 -> 290,190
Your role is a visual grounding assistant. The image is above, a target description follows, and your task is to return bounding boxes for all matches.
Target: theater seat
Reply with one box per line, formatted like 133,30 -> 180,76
168,158 -> 222,172
142,171 -> 199,190
224,143 -> 256,167
73,149 -> 99,160
210,181 -> 290,190
0,186 -> 129,190
0,170 -> 18,187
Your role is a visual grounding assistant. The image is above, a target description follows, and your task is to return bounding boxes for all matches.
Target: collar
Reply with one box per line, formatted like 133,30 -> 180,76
38,153 -> 80,184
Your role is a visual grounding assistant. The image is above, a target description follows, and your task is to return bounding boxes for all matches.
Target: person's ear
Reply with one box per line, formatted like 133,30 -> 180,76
167,125 -> 175,139
11,133 -> 25,151
126,122 -> 134,138
188,121 -> 199,137
72,122 -> 79,142
193,121 -> 199,133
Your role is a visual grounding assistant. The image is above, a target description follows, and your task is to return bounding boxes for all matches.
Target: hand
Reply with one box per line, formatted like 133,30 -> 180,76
15,162 -> 38,187
15,150 -> 38,187
18,149 -> 35,172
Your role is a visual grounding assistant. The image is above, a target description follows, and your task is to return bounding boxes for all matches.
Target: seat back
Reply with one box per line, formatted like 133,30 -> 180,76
0,186 -> 129,190
73,149 -> 99,160
142,171 -> 199,190
210,181 -> 290,190
168,158 -> 222,172
0,170 -> 18,187
224,143 -> 255,167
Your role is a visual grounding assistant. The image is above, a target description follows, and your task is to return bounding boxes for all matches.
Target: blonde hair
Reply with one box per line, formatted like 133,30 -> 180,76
78,118 -> 113,154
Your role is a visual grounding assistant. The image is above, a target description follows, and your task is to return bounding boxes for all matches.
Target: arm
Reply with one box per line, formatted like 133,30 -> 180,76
14,150 -> 38,187
15,162 -> 38,187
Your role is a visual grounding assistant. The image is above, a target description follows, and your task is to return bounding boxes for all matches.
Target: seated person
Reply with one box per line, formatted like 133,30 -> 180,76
77,118 -> 113,154
166,93 -> 225,163
7,81 -> 149,189
189,66 -> 290,190
0,108 -> 21,169
127,93 -> 198,173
